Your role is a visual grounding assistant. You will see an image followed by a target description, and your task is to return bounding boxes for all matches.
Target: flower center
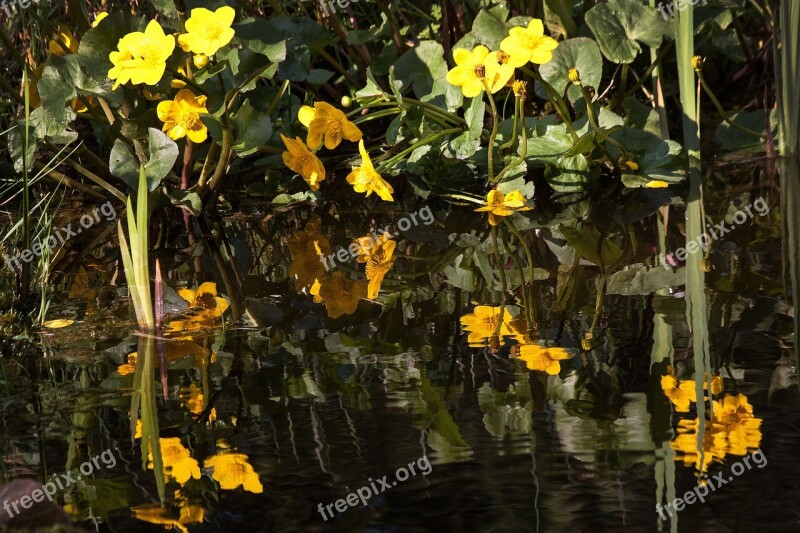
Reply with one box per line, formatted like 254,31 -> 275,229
496,50 -> 510,65
177,110 -> 200,130
141,43 -> 165,66
473,64 -> 486,79
327,119 -> 341,135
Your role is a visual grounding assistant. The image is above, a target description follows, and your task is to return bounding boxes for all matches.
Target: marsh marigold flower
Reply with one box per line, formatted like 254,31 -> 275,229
460,306 -> 513,347
168,282 -> 229,332
48,26 -> 79,56
446,46 -> 500,98
347,140 -> 394,202
500,19 -> 558,65
355,235 -> 396,299
318,272 -> 367,318
157,89 -> 209,143
661,374 -> 697,412
518,343 -> 572,375
475,190 -> 532,226
205,453 -> 263,493
484,48 -> 527,92
178,6 -> 236,56
281,134 -> 326,191
298,101 -> 362,150
150,438 -> 201,485
108,20 -> 175,89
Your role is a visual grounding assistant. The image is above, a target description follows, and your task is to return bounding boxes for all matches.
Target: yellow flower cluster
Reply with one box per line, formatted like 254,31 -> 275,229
281,101 -> 393,201
446,19 -> 558,97
106,7 -> 236,143
288,218 -> 397,318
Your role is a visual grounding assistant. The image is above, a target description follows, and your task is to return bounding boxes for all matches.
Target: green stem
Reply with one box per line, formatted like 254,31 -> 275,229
375,127 -> 461,174
698,73 -> 766,138
491,227 -> 508,338
503,219 -> 537,330
205,128 -> 233,192
520,65 -> 579,142
494,97 -> 528,183
578,83 -> 627,153
500,95 -> 520,151
484,82 -> 500,182
352,108 -> 401,125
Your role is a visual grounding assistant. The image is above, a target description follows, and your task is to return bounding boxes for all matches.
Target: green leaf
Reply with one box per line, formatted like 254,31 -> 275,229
233,18 -> 289,63
394,40 -> 449,101
715,110 -> 774,152
622,96 -> 662,136
109,128 -> 179,191
543,0 -> 577,38
559,224 -> 625,266
606,264 -> 686,295
585,0 -> 672,64
231,99 -> 273,155
520,119 -> 595,192
465,96 -> 485,140
539,38 -> 603,102
608,127 -> 686,187
471,5 -> 511,50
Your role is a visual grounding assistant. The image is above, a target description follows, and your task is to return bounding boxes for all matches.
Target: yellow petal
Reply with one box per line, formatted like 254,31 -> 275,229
298,105 -> 316,127
43,319 -> 74,328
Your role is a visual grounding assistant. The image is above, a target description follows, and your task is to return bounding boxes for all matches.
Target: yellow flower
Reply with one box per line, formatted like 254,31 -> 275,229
298,101 -> 362,150
48,26 -> 79,56
661,374 -> 697,413
71,95 -> 95,113
310,278 -> 324,303
132,503 -> 204,533
118,352 -> 137,376
108,20 -> 175,90
707,374 -> 724,395
181,383 -> 216,423
288,225 -> 330,292
92,12 -> 109,28
157,89 -> 209,143
568,67 -> 581,85
346,140 -> 394,202
484,48 -> 527,92
474,190 -> 532,226
711,394 -> 762,456
281,134 -> 327,191
355,236 -> 396,299
204,453 -> 263,493
670,393 -> 762,472
150,438 -> 201,484
168,282 -> 228,332
317,272 -> 367,318
500,19 -> 558,66
644,180 -> 669,188
511,80 -> 528,99
518,343 -> 572,375
445,46 -> 498,98
178,6 -> 236,56
460,306 -> 513,347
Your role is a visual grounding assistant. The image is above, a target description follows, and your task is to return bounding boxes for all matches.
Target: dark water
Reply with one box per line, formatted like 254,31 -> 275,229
2,161 -> 800,532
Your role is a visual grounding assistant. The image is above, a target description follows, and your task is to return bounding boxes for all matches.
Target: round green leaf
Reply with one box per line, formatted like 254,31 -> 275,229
585,0 -> 672,64
539,38 -> 603,102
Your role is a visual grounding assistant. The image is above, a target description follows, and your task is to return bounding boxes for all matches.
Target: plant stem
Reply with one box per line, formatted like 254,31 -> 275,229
494,97 -> 529,183
483,82 -> 500,182
375,127 -> 461,173
491,227 -> 508,338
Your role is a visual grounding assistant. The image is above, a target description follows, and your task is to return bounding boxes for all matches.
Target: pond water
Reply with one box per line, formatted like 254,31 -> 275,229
2,159 -> 798,533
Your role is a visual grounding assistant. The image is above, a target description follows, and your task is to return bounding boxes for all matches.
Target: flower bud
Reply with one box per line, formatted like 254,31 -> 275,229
341,95 -> 352,108
568,68 -> 581,85
692,55 -> 704,72
193,54 -> 209,69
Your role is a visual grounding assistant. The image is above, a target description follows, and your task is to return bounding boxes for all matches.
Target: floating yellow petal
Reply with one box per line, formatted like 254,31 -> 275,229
42,319 -> 74,329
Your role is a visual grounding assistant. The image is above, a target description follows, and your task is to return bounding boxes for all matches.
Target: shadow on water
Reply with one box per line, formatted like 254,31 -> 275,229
1,159 -> 799,532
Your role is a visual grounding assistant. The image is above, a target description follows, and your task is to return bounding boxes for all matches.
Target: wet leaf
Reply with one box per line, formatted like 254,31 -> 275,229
585,0 -> 672,64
